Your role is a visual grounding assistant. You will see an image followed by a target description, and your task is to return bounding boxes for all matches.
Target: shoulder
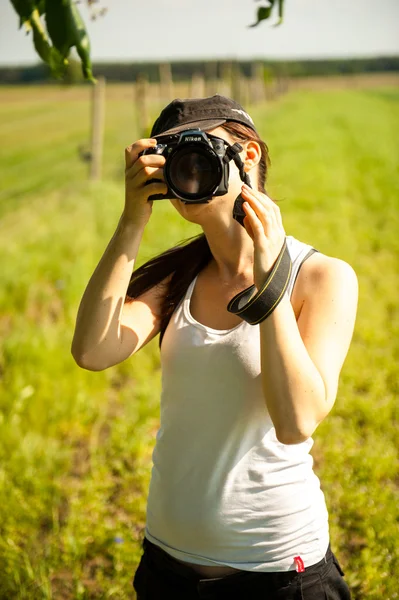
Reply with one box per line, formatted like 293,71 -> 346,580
297,251 -> 358,298
293,250 -> 358,327
289,251 -> 358,410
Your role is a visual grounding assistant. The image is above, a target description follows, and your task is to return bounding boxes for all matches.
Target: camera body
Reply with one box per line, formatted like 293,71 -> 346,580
141,129 -> 231,203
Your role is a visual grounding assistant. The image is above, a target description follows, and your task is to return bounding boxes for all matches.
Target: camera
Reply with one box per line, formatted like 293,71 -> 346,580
141,129 -> 232,203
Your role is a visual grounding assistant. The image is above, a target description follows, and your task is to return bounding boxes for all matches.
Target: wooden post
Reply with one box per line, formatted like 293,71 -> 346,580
205,61 -> 218,97
190,72 -> 205,98
239,77 -> 250,108
220,61 -> 232,98
251,61 -> 265,105
280,76 -> 289,94
89,76 -> 105,181
135,73 -> 150,138
275,75 -> 284,97
231,61 -> 242,104
263,66 -> 275,101
159,62 -> 174,103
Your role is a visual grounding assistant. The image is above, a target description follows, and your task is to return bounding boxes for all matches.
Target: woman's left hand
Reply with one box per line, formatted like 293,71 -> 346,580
241,184 -> 286,290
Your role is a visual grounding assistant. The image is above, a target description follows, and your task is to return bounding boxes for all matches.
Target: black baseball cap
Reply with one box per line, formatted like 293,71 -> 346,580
150,94 -> 257,137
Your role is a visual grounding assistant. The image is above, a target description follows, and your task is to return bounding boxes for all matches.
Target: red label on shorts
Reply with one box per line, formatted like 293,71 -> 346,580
294,556 -> 305,572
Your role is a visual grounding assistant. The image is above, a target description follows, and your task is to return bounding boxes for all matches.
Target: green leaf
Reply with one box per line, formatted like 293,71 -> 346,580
45,0 -> 74,57
70,0 -> 96,82
35,0 -> 46,15
249,0 -> 284,28
249,4 -> 273,28
9,0 -> 35,27
45,0 -> 95,82
30,9 -> 66,76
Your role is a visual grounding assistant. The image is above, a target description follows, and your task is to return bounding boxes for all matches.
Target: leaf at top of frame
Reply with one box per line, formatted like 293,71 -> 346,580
249,5 -> 273,28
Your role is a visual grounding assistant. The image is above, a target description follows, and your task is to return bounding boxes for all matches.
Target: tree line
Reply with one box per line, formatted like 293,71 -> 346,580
1,56 -> 398,85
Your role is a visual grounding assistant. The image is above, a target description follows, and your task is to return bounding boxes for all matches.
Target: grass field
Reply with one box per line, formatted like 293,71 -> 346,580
0,81 -> 398,599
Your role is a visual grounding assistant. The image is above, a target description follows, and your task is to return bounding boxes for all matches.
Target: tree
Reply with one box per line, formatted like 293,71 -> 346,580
9,0 -> 285,84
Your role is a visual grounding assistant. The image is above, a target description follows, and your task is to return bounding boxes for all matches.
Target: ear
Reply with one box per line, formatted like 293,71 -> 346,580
242,140 -> 261,173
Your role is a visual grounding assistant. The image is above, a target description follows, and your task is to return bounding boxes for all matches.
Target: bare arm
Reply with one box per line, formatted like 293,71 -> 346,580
259,254 -> 358,444
71,217 -> 165,370
71,138 -> 168,370
240,184 -> 358,444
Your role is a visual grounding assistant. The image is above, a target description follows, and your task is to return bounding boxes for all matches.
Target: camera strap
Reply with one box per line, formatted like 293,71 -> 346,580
227,239 -> 292,325
224,143 -> 251,185
223,142 -> 254,227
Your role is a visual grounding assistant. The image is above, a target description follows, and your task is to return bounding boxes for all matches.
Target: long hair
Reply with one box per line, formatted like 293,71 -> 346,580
125,121 -> 271,346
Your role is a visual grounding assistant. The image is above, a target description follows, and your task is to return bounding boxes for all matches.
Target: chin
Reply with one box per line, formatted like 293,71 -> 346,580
170,198 -> 216,222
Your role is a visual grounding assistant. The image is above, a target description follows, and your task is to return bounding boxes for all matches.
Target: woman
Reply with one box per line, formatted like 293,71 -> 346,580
72,95 -> 357,599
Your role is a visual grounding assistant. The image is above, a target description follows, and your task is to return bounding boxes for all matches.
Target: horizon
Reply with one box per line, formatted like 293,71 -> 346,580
2,54 -> 399,70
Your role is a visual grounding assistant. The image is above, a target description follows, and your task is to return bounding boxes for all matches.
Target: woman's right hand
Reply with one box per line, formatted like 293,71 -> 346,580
123,138 -> 168,228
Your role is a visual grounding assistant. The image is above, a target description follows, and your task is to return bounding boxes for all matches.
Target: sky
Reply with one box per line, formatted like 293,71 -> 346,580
1,0 -> 398,66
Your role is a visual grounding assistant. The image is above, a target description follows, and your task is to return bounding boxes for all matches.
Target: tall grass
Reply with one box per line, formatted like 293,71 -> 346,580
0,84 -> 398,599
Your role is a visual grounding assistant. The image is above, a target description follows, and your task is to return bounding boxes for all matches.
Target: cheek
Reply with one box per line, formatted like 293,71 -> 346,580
228,165 -> 244,193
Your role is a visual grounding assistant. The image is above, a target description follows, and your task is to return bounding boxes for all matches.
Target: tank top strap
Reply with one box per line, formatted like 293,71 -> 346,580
185,274 -> 199,301
286,235 -> 318,298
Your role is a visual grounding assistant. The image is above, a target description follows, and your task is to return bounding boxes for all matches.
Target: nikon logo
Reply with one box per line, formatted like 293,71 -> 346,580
185,136 -> 202,142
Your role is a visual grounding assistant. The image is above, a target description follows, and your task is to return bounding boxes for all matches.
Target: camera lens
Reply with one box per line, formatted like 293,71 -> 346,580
166,145 -> 221,200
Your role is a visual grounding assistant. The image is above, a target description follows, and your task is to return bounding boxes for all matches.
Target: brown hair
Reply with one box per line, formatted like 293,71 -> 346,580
125,122 -> 271,346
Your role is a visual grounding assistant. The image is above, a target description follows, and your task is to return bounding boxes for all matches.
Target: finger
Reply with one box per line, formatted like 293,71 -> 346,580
126,155 -> 166,181
242,184 -> 275,209
129,153 -> 166,169
243,215 -> 255,241
242,185 -> 281,225
124,138 -> 158,169
274,203 -> 283,229
246,188 -> 282,231
242,190 -> 277,236
252,189 -> 283,228
126,164 -> 165,185
242,201 -> 265,243
142,181 -> 169,199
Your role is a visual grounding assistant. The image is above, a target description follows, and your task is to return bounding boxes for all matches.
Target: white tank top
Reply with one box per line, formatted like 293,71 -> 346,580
145,235 -> 330,572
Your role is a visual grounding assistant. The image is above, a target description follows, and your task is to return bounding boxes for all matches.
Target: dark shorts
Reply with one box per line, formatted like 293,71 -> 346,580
133,538 -> 352,599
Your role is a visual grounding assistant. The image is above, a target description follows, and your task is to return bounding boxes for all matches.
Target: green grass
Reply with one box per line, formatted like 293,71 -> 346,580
0,83 -> 398,599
